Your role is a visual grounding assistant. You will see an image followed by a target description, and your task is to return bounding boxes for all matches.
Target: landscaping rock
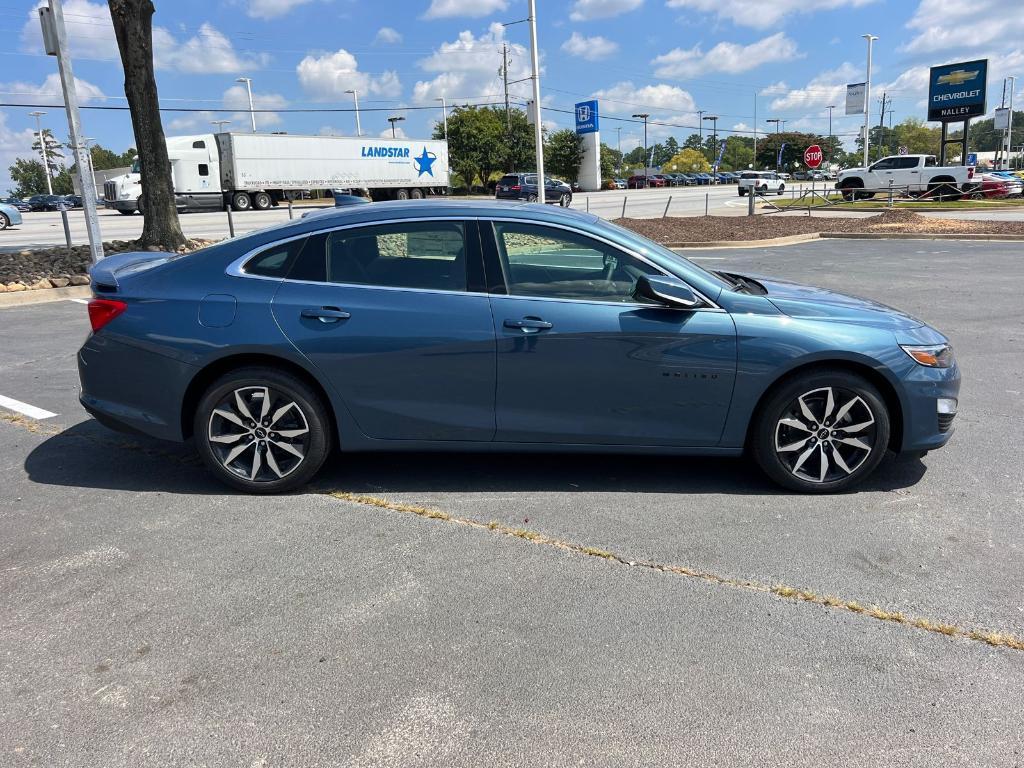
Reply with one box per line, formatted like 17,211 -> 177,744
49,277 -> 70,288
6,282 -> 27,292
70,275 -> 91,286
28,278 -> 53,290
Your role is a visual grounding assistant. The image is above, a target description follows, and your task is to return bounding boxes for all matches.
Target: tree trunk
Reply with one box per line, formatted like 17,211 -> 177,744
107,0 -> 185,250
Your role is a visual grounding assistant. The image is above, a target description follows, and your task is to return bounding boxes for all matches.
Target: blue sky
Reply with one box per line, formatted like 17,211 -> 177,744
2,0 -> 1022,191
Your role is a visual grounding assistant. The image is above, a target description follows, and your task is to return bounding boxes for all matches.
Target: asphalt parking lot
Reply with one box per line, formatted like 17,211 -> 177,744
1,239 -> 1022,766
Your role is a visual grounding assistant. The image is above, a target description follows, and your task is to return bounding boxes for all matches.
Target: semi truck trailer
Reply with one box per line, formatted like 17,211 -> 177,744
104,132 -> 450,214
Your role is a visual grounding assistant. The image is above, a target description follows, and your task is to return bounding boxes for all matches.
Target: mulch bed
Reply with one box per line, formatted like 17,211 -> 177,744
617,210 -> 1024,243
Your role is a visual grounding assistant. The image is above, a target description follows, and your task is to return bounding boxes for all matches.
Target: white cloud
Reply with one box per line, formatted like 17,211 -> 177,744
569,0 -> 644,21
375,27 -> 403,44
770,62 -> 860,111
223,84 -> 288,128
423,0 -> 508,18
902,0 -> 1024,56
153,23 -> 269,74
0,112 -> 38,194
561,32 -> 619,61
652,33 -> 800,78
297,49 -> 401,100
412,23 -> 531,103
319,125 -> 347,136
246,0 -> 317,19
379,125 -> 408,138
0,73 -> 106,107
760,81 -> 789,96
665,0 -> 876,29
592,81 -> 696,114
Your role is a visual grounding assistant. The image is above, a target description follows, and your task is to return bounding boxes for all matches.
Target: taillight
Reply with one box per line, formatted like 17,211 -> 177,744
88,298 -> 127,332
968,167 -> 975,179
510,185 -> 521,191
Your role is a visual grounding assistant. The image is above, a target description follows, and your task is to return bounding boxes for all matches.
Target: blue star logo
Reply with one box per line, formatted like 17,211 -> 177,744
413,147 -> 437,177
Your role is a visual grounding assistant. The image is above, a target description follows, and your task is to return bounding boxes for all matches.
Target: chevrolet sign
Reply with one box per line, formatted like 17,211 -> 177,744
928,59 -> 988,122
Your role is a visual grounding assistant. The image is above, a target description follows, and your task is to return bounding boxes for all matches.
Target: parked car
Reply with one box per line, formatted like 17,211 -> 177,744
714,172 -> 732,183
738,171 -> 785,196
62,194 -> 83,208
986,171 -> 1023,195
717,172 -> 738,183
0,201 -> 23,230
612,178 -> 627,189
836,154 -> 977,201
649,174 -> 673,187
78,199 -> 959,495
495,173 -> 573,206
778,172 -> 792,181
976,173 -> 1023,199
28,194 -> 65,211
0,197 -> 31,212
626,174 -> 665,188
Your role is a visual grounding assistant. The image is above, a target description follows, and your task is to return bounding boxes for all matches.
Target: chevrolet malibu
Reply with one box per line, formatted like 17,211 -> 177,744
78,200 -> 959,494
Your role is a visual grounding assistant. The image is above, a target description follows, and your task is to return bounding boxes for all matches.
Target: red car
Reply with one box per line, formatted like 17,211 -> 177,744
626,174 -> 667,189
977,173 -> 1022,199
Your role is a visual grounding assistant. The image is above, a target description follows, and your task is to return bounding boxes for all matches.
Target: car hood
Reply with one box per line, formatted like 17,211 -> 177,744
734,273 -> 925,330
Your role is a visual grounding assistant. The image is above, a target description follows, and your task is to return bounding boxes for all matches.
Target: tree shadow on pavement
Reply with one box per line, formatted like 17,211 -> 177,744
24,419 -> 928,497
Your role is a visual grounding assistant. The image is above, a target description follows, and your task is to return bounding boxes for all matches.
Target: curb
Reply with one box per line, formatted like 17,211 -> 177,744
820,232 -> 1024,241
771,204 -> 1024,213
665,233 -> 822,249
0,285 -> 91,308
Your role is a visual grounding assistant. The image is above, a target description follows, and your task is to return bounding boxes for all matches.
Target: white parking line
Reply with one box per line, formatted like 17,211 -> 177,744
0,395 -> 58,420
69,298 -> 89,305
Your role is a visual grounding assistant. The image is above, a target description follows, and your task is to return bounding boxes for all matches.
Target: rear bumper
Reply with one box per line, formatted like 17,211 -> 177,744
78,334 -> 197,442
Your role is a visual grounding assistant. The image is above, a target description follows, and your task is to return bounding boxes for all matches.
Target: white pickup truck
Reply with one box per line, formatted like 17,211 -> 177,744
836,154 -> 978,200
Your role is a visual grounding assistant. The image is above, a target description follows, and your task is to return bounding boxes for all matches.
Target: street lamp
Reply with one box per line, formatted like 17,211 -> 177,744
235,76 -> 256,133
345,89 -> 362,137
766,118 -> 781,134
703,114 -> 719,180
28,110 -> 54,195
861,34 -> 878,168
211,120 -> 231,133
632,113 -> 649,186
387,115 -> 405,138
435,97 -> 448,139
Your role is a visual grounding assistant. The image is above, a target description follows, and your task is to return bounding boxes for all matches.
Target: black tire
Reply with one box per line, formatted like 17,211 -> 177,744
752,369 -> 891,493
117,209 -> 135,215
253,191 -> 272,210
410,188 -> 425,199
838,181 -> 860,202
231,192 -> 252,211
0,213 -> 8,230
395,188 -> 410,201
738,189 -> 746,196
526,193 -> 538,202
778,184 -> 785,195
558,192 -> 572,207
193,367 -> 332,494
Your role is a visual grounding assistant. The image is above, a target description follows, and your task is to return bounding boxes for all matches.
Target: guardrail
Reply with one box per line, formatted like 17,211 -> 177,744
761,178 -> 1003,215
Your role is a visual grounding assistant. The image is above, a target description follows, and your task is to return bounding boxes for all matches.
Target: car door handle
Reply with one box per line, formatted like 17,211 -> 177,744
301,306 -> 351,323
504,317 -> 553,331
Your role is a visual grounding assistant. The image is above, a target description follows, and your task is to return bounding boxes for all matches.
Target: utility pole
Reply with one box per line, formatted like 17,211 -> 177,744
527,0 -> 545,203
501,42 -> 511,133
877,91 -> 887,161
435,97 -> 448,138
28,110 -> 54,195
39,0 -> 103,263
753,94 -> 757,168
862,33 -> 878,168
345,89 -> 362,136
633,113 -> 649,186
826,105 -> 835,165
615,126 -> 622,173
696,109 -> 705,145
1007,76 -> 1016,171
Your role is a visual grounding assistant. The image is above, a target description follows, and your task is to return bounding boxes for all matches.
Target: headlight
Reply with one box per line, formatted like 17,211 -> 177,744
900,343 -> 955,368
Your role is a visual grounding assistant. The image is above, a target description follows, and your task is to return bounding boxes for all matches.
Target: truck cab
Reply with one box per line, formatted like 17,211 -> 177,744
168,134 -> 224,212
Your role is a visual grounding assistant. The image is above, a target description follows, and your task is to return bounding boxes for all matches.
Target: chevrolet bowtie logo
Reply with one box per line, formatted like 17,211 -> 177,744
937,69 -> 979,86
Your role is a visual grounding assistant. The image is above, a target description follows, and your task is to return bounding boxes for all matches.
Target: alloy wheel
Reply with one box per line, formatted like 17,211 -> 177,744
207,386 -> 310,482
773,386 -> 877,484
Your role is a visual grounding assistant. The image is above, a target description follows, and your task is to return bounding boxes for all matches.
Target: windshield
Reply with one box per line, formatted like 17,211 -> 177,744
131,158 -> 141,173
600,219 -> 733,292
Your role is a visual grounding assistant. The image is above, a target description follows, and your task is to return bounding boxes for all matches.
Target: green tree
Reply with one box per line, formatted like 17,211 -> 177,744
683,133 -> 703,151
720,136 -> 754,171
623,145 -> 647,166
32,128 -> 65,166
433,105 -> 534,189
545,129 -> 584,183
600,143 -> 622,178
87,143 -> 137,170
755,132 -> 820,170
663,148 -> 710,173
8,158 -> 50,197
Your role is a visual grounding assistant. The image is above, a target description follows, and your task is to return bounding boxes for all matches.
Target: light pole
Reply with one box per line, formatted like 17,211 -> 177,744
767,117 -> 781,134
862,34 -> 878,168
345,89 -> 362,136
387,115 -> 405,138
527,0 -> 545,203
80,135 -> 99,201
435,97 -> 448,138
766,119 -> 783,171
615,126 -> 622,173
632,113 -> 649,186
211,119 -> 231,133
703,114 -> 719,179
826,105 -> 835,166
1005,75 -> 1016,170
236,76 -> 256,132
696,109 -> 705,144
28,110 -> 54,195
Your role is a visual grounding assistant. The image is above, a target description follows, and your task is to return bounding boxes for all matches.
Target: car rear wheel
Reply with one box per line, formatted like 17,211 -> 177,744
0,213 -> 8,230
558,192 -> 572,207
194,367 -> 331,494
777,184 -> 785,195
527,193 -> 538,202
752,370 -> 890,493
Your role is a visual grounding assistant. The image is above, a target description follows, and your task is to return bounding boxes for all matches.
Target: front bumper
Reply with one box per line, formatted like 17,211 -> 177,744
78,333 -> 197,442
898,361 -> 961,453
104,199 -> 138,212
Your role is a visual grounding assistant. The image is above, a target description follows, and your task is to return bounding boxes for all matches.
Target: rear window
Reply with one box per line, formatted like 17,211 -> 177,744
498,175 -> 519,185
244,237 -> 307,278
740,172 -> 763,179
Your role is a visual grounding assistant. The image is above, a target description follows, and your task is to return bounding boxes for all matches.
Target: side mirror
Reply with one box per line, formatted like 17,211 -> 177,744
634,274 -> 703,309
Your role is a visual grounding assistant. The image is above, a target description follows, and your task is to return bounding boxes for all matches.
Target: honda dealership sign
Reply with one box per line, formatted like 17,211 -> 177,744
928,59 -> 988,122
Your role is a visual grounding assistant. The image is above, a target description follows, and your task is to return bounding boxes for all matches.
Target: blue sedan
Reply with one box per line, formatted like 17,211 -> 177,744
0,201 -> 23,230
78,200 -> 959,493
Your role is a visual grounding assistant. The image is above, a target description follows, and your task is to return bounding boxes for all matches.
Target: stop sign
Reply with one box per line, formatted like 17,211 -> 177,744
804,144 -> 823,168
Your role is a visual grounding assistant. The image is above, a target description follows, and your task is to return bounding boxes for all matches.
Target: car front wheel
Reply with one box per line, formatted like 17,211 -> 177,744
752,370 -> 890,493
559,192 -> 572,207
194,367 -> 331,493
